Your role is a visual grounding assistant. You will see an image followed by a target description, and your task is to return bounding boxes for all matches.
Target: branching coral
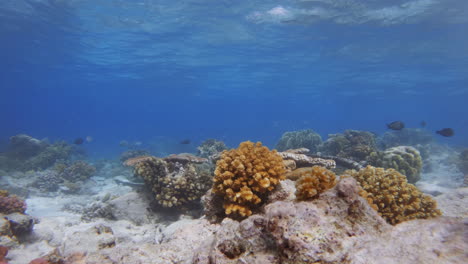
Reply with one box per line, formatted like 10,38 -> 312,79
213,141 -> 286,219
135,156 -> 212,208
343,166 -> 441,225
293,166 -> 337,201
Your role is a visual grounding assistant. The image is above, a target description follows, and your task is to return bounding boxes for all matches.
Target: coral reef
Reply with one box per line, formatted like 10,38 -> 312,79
278,149 -> 336,169
378,128 -> 433,149
7,134 -> 47,159
197,139 -> 228,159
193,177 -> 465,264
60,161 -> 96,183
294,166 -> 337,200
30,170 -> 63,192
343,166 -> 441,225
28,162 -> 96,194
368,146 -> 423,183
320,130 -> 377,162
163,153 -> 208,164
123,155 -> 154,167
0,135 -> 76,171
212,141 -> 286,219
275,129 -> 322,153
0,190 -> 26,214
119,149 -> 150,163
21,141 -> 74,171
134,156 -> 212,208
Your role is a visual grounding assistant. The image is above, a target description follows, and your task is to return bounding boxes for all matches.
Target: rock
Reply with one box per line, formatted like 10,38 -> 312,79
5,213 -> 35,237
351,217 -> 467,264
267,179 -> 296,203
193,177 -> 467,264
61,224 -> 116,256
108,192 -> 157,225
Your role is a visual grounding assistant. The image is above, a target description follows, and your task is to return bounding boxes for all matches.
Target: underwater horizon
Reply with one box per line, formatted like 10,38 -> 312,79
1,0 -> 467,158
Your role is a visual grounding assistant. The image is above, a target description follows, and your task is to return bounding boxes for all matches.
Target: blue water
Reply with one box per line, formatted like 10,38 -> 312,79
1,0 -> 467,158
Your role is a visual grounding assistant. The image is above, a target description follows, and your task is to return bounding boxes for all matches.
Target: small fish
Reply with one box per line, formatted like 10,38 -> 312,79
420,121 -> 426,127
73,137 -> 84,145
436,128 -> 454,137
387,121 -> 405,130
180,139 -> 191,144
86,136 -> 93,143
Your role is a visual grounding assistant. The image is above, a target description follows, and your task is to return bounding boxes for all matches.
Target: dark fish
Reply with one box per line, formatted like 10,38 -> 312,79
436,128 -> 454,137
73,137 -> 84,145
180,139 -> 191,144
387,121 -> 405,130
420,121 -> 426,127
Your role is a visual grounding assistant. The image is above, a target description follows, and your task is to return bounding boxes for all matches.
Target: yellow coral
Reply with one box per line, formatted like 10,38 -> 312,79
293,166 -> 337,201
344,166 -> 441,225
213,141 -> 286,219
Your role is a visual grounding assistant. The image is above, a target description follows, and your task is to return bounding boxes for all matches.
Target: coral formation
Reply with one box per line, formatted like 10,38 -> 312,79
60,161 -> 96,182
197,139 -> 228,159
278,150 -> 336,169
368,146 -> 423,183
7,134 -> 47,159
275,129 -> 322,153
320,130 -> 377,162
294,166 -> 337,200
378,128 -> 433,149
213,141 -> 286,219
21,141 -> 74,171
343,166 -> 441,225
0,135 -> 76,171
119,149 -> 150,163
123,155 -> 154,167
134,156 -> 212,208
0,190 -> 26,214
163,153 -> 208,164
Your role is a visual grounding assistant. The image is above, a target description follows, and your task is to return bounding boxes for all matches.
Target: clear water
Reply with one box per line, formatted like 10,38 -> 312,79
1,0 -> 467,158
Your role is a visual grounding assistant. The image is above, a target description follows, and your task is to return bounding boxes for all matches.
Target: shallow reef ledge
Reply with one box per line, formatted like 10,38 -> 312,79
6,177 -> 464,264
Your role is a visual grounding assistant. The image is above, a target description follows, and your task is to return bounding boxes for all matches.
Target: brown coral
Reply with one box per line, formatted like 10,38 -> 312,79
123,155 -> 154,167
343,166 -> 441,225
135,156 -> 212,208
293,166 -> 337,201
213,141 -> 286,219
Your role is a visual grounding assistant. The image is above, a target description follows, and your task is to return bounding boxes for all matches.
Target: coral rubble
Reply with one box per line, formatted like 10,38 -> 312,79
213,141 -> 286,219
344,166 -> 441,225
